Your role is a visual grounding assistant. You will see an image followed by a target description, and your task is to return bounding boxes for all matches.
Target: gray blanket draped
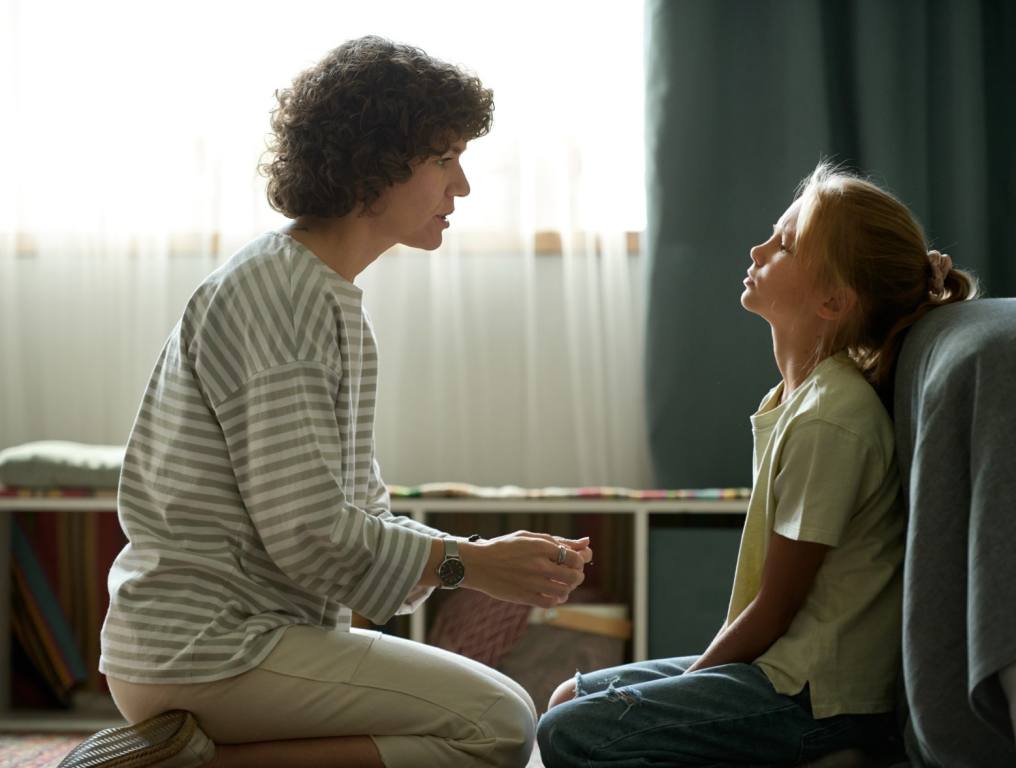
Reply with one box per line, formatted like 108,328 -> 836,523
894,298 -> 1016,767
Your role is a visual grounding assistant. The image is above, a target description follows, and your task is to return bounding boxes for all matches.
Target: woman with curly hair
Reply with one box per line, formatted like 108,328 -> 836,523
58,36 -> 591,768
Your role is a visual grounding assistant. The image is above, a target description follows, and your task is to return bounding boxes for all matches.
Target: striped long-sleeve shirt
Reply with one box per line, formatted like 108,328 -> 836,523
100,232 -> 444,683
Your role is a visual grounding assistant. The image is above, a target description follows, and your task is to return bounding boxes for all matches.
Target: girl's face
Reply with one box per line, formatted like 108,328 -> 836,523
373,139 -> 471,251
741,198 -> 825,327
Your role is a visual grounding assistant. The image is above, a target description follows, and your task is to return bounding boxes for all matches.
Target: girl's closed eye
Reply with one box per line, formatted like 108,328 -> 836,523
770,228 -> 786,250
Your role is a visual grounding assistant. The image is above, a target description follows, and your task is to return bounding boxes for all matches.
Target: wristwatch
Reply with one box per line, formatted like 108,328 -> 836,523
436,535 -> 481,589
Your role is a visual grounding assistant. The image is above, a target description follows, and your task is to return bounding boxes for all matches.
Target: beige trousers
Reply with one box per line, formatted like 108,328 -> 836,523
107,625 -> 537,768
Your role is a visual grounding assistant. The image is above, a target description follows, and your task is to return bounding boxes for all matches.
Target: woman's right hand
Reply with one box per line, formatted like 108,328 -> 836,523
459,530 -> 592,608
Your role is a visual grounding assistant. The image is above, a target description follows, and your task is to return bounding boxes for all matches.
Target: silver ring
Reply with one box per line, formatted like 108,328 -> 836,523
556,545 -> 567,565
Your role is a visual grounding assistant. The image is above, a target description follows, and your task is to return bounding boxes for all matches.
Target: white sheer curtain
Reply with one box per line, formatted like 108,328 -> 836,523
0,0 -> 650,488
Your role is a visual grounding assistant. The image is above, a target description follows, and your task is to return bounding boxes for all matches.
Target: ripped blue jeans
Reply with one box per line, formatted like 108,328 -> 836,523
536,656 -> 896,767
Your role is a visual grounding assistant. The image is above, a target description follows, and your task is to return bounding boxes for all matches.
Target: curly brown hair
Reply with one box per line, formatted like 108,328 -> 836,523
260,36 -> 494,219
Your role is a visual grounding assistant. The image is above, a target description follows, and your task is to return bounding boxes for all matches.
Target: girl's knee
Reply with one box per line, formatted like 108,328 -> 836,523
537,700 -> 586,768
546,677 -> 578,711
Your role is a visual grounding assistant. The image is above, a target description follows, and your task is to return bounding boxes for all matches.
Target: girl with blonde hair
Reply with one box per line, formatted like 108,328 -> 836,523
538,162 -> 976,767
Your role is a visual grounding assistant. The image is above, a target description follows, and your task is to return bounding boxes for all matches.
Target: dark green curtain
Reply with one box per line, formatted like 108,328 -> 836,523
645,0 -> 1016,488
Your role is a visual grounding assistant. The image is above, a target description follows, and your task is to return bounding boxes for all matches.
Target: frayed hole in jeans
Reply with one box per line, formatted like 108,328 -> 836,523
572,670 -> 587,698
604,678 -> 642,720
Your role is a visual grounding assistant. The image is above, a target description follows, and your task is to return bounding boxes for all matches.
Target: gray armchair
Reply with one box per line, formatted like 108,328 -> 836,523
803,298 -> 1016,768
894,298 -> 1016,767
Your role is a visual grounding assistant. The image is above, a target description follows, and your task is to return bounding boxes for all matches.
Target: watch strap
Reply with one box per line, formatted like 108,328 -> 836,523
443,537 -> 461,559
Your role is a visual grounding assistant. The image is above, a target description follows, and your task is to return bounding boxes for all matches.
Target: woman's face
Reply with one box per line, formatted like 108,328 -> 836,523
375,139 -> 471,250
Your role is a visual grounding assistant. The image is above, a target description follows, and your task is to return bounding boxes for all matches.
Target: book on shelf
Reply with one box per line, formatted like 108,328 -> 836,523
11,517 -> 88,705
10,510 -> 126,708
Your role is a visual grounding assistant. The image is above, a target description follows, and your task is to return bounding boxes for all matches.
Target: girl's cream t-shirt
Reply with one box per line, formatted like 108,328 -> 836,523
727,352 -> 904,717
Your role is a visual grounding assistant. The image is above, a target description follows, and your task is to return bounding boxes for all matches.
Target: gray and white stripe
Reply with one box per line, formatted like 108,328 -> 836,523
100,232 -> 441,684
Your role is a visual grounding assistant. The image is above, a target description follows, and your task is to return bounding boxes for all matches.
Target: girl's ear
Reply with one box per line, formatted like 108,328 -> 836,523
817,285 -> 857,321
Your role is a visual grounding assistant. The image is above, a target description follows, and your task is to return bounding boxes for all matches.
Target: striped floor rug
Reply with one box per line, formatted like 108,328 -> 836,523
0,733 -> 548,767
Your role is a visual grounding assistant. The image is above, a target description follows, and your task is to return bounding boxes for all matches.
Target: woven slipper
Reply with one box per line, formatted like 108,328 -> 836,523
57,709 -> 214,768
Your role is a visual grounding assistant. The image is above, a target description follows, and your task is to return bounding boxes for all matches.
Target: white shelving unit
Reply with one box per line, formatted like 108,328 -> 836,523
0,494 -> 746,732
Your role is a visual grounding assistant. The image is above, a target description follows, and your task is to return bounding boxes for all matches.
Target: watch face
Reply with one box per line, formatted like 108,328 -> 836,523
437,557 -> 466,588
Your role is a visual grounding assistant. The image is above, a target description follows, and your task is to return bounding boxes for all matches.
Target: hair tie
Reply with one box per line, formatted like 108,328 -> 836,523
928,250 -> 953,294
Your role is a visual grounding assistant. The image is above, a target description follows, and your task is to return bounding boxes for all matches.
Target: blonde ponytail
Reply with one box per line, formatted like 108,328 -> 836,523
795,163 -> 979,390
